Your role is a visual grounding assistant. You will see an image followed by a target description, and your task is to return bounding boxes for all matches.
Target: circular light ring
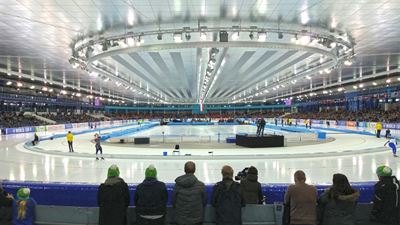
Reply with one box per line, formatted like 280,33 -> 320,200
73,25 -> 352,52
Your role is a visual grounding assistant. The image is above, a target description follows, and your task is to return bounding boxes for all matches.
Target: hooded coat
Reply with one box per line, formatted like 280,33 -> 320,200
0,189 -> 13,225
172,174 -> 207,225
371,176 -> 400,225
240,173 -> 263,204
97,177 -> 130,225
318,188 -> 360,225
134,177 -> 168,216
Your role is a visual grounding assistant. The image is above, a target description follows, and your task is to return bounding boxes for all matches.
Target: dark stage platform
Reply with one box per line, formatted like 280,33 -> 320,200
235,134 -> 284,148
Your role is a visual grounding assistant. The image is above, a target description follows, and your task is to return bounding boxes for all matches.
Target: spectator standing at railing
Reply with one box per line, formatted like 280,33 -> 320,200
172,161 -> 207,225
98,165 -> 130,225
370,166 -> 400,225
66,131 -> 74,153
240,166 -> 263,204
0,183 -> 13,225
284,170 -> 317,225
212,165 -> 245,225
317,173 -> 360,225
12,187 -> 36,225
134,165 -> 168,225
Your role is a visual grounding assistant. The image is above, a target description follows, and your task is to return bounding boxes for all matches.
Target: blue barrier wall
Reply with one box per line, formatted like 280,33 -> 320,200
1,181 -> 376,207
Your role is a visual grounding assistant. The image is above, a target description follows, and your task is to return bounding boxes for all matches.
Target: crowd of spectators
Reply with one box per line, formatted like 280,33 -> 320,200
285,109 -> 400,123
0,112 -> 49,128
1,162 -> 399,225
107,111 -> 285,121
44,113 -> 107,124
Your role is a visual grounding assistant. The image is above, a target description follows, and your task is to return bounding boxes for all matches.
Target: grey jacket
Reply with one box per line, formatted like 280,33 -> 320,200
318,189 -> 360,225
172,174 -> 207,225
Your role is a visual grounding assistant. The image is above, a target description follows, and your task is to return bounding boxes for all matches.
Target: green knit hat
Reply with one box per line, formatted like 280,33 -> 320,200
145,165 -> 157,178
17,187 -> 30,200
376,165 -> 392,177
107,165 -> 120,178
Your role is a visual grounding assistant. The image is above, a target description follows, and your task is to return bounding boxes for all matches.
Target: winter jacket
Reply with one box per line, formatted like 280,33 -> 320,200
212,178 -> 245,225
318,188 -> 360,225
240,174 -> 263,204
134,177 -> 168,216
98,177 -> 130,225
172,174 -> 207,225
0,191 -> 13,225
371,176 -> 400,225
12,198 -> 37,225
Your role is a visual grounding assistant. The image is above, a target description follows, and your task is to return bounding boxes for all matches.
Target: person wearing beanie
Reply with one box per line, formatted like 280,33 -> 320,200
134,165 -> 168,225
240,166 -> 263,204
212,165 -> 245,225
12,187 -> 37,225
0,183 -> 13,225
172,161 -> 207,225
98,165 -> 130,225
370,165 -> 400,225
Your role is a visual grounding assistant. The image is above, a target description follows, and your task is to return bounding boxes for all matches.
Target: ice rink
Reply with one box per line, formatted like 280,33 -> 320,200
1,123 -> 399,185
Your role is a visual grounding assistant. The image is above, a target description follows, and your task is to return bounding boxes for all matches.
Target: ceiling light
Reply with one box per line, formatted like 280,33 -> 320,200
16,82 -> 23,87
6,81 -> 12,85
323,90 -> 328,94
200,32 -> 207,41
126,37 -> 135,46
337,87 -> 344,92
157,33 -> 162,40
231,31 -> 239,41
90,72 -> 98,77
42,87 -> 48,91
358,84 -> 364,88
386,79 -> 391,83
48,88 -> 53,92
29,85 -> 35,89
306,75 -> 311,79
344,60 -> 352,66
173,32 -> 182,42
76,93 -> 81,97
60,90 -> 67,95
258,32 -> 267,41
397,77 -> 400,81
353,85 -> 358,89
372,82 -> 377,86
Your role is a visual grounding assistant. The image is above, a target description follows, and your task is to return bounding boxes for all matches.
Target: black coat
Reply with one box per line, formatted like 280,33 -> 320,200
134,177 -> 168,216
240,174 -> 263,204
97,177 -> 130,225
371,176 -> 400,225
0,191 -> 13,225
318,189 -> 360,225
212,179 -> 245,225
172,174 -> 207,225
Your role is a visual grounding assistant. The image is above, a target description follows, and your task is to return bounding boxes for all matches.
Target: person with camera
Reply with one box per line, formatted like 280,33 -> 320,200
212,165 -> 245,225
239,166 -> 263,204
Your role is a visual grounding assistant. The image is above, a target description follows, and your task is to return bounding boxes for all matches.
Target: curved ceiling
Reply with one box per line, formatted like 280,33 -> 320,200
0,0 -> 399,104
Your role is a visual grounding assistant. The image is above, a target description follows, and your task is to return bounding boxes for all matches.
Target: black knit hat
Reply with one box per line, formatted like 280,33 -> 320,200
248,166 -> 258,175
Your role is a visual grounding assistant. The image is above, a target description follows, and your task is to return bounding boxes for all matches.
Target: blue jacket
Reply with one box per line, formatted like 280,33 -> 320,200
12,198 -> 37,225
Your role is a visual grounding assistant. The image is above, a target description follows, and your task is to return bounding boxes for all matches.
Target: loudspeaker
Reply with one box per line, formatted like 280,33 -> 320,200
219,31 -> 228,42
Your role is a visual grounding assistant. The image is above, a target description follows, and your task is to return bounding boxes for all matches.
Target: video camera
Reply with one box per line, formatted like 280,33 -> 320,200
234,167 -> 249,181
